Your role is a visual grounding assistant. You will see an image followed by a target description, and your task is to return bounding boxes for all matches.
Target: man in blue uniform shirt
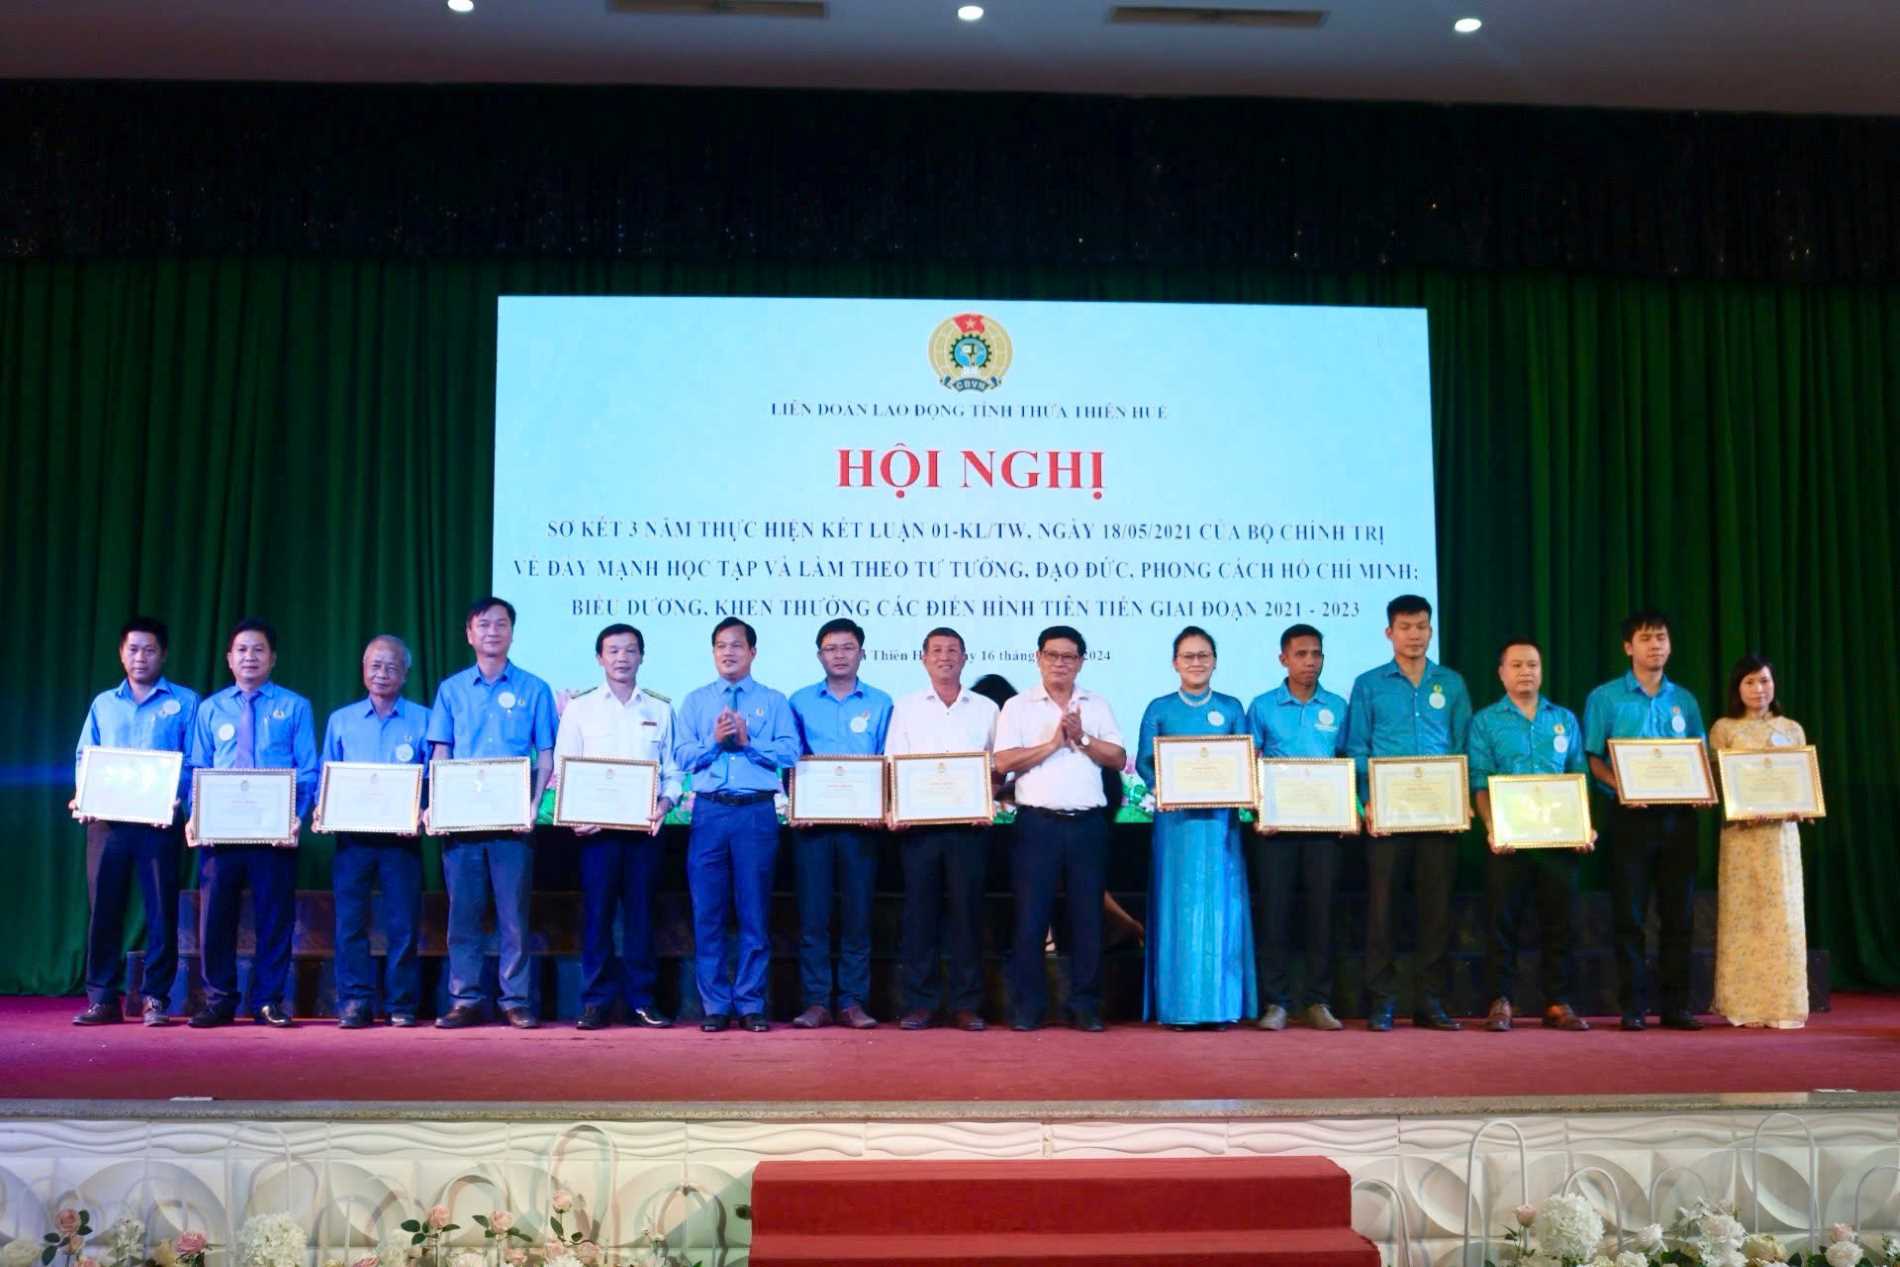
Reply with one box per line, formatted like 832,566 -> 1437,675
1245,623 -> 1352,1033
185,618 -> 318,1029
1343,595 -> 1472,1032
71,616 -> 200,1026
1582,609 -> 1708,1032
1468,638 -> 1593,1034
674,617 -> 801,1033
426,596 -> 556,1029
321,635 -> 431,1030
787,618 -> 893,1030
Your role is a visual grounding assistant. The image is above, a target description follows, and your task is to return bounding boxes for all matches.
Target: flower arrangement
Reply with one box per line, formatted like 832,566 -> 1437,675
397,1208 -> 456,1267
469,1212 -> 531,1258
36,1208 -> 95,1267
236,1214 -> 306,1267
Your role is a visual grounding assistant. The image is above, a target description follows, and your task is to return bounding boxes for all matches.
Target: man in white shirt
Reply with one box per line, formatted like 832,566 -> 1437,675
553,623 -> 682,1031
884,627 -> 999,1032
993,625 -> 1126,1032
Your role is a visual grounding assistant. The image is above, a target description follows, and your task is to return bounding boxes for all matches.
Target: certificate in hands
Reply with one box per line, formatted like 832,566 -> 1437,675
1368,756 -> 1471,833
554,756 -> 659,829
789,756 -> 887,827
76,745 -> 183,827
315,762 -> 423,835
1255,758 -> 1358,833
191,767 -> 297,846
1608,739 -> 1715,805
1152,735 -> 1257,811
1717,746 -> 1825,821
1488,773 -> 1592,849
889,751 -> 994,827
429,757 -> 533,833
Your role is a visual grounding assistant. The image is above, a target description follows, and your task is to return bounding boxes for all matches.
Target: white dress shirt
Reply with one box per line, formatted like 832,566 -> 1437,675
553,681 -> 684,801
885,685 -> 999,756
994,683 -> 1124,810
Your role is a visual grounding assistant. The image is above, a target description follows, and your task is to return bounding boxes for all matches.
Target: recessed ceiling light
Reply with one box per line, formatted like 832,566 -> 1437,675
1453,16 -> 1482,33
447,0 -> 473,12
957,4 -> 984,20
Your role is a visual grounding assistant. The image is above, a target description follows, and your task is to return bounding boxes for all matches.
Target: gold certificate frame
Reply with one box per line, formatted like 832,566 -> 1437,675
191,767 -> 298,846
1607,738 -> 1716,806
553,756 -> 660,830
1488,773 -> 1593,849
1716,745 -> 1825,822
314,761 -> 424,835
1255,757 -> 1358,834
788,755 -> 888,827
1152,734 -> 1258,811
1368,755 -> 1472,834
428,756 -> 534,834
889,751 -> 995,827
76,745 -> 184,828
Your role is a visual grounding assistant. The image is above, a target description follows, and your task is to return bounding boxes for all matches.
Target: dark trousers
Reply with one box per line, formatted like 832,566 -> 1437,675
199,845 -> 296,1014
578,830 -> 663,1011
899,827 -> 987,1014
1364,833 -> 1458,1011
85,821 -> 181,1009
441,836 -> 535,1013
332,835 -> 422,1015
1482,848 -> 1579,1006
795,828 -> 879,1012
686,797 -> 779,1017
1010,807 -> 1107,1023
1608,802 -> 1699,1015
1250,831 -> 1340,1010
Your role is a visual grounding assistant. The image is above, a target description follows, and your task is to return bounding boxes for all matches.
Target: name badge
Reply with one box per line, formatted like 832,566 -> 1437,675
1206,710 -> 1225,727
1317,708 -> 1336,727
1770,731 -> 1792,747
1671,714 -> 1687,735
1428,689 -> 1446,711
394,742 -> 414,762
217,722 -> 237,742
850,715 -> 869,734
272,708 -> 288,721
498,691 -> 517,710
1553,735 -> 1570,754
160,699 -> 181,717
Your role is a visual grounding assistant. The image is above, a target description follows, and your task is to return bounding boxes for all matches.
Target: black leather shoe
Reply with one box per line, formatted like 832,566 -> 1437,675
1413,1007 -> 1462,1032
503,1007 -> 540,1030
1070,1010 -> 1106,1033
188,1006 -> 235,1029
1619,1012 -> 1646,1032
73,1001 -> 122,1026
700,1013 -> 731,1032
742,1012 -> 771,1032
388,1013 -> 418,1029
141,998 -> 171,1027
630,1006 -> 673,1029
1660,1011 -> 1705,1031
337,1006 -> 372,1030
1365,1001 -> 1396,1032
899,1008 -> 935,1031
1010,1017 -> 1041,1033
256,1004 -> 297,1029
434,1004 -> 485,1029
576,1005 -> 610,1031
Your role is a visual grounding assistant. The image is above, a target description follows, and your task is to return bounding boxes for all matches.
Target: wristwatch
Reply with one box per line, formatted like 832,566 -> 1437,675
1079,733 -> 1092,749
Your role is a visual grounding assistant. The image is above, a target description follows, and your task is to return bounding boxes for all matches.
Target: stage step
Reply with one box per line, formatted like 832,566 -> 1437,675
748,1157 -> 1379,1267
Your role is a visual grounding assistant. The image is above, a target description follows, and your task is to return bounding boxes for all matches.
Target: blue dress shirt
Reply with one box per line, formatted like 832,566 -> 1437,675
323,697 -> 433,766
789,678 -> 894,757
674,674 -> 802,794
1466,695 -> 1586,790
189,681 -> 320,817
1246,681 -> 1349,759
1343,658 -> 1473,796
425,661 -> 557,759
76,676 -> 201,801
1582,670 -> 1706,794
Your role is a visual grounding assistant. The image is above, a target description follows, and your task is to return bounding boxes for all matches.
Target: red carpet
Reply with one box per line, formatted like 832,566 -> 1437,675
3,994 -> 1896,1104
748,1156 -> 1380,1265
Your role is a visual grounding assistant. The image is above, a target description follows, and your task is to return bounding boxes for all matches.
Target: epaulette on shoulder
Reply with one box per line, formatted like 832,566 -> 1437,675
568,685 -> 599,699
643,688 -> 672,704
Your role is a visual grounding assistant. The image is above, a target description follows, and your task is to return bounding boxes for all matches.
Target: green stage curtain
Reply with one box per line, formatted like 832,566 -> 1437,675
2,258 -> 1896,993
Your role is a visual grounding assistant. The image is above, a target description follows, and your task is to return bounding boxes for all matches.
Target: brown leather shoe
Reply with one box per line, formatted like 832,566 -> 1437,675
792,1005 -> 832,1029
1485,997 -> 1513,1032
1302,1003 -> 1344,1031
952,1009 -> 987,1032
1543,1003 -> 1591,1032
1256,1004 -> 1287,1031
838,1005 -> 879,1030
899,1008 -> 935,1030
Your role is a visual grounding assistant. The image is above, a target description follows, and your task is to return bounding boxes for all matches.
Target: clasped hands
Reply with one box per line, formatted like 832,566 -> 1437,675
713,707 -> 751,749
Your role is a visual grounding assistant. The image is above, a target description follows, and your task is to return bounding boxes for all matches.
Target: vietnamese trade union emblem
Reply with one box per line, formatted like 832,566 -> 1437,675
929,312 -> 1013,392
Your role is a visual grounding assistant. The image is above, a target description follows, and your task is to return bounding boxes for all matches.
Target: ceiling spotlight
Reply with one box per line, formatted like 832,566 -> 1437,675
1453,16 -> 1482,33
957,4 -> 984,20
447,0 -> 473,12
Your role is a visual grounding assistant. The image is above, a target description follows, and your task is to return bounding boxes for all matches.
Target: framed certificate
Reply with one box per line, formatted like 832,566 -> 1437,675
1255,757 -> 1358,833
1716,746 -> 1825,821
190,768 -> 297,845
314,762 -> 423,835
554,756 -> 659,829
788,756 -> 887,827
75,745 -> 183,827
1367,756 -> 1471,834
1152,734 -> 1257,810
889,751 -> 995,827
1488,773 -> 1592,849
429,757 -> 533,833
1607,738 -> 1715,805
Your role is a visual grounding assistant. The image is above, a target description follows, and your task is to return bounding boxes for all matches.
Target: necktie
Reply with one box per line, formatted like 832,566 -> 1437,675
722,684 -> 741,785
234,689 -> 260,768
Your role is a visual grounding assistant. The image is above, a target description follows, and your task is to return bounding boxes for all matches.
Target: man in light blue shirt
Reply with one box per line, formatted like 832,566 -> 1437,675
185,618 -> 318,1029
674,616 -> 801,1032
1582,608 -> 1708,1032
1342,594 -> 1472,1032
426,596 -> 556,1030
1245,622 -> 1351,1033
321,635 -> 431,1030
786,617 -> 893,1030
71,616 -> 200,1027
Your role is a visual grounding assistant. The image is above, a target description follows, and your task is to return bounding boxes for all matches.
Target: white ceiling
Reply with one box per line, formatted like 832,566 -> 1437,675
1,0 -> 1895,116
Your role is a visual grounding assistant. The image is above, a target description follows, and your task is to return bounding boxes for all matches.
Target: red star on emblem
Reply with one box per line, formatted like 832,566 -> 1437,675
953,313 -> 986,334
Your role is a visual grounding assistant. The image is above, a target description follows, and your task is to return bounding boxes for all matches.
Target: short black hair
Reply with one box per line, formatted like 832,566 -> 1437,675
712,616 -> 757,648
1497,636 -> 1543,663
596,623 -> 644,656
816,618 -> 866,649
1386,595 -> 1433,624
1279,623 -> 1322,651
970,674 -> 1017,709
1621,609 -> 1672,642
1172,625 -> 1216,657
922,626 -> 965,653
466,596 -> 518,627
1038,625 -> 1087,656
120,616 -> 169,652
228,617 -> 277,653
1724,653 -> 1782,719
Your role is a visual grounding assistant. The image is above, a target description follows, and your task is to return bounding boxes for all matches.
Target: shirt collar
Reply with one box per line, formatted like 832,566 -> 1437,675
1383,657 -> 1438,680
358,695 -> 407,719
813,679 -> 865,702
1621,669 -> 1671,697
226,680 -> 277,701
1025,683 -> 1091,705
473,661 -> 514,687
597,679 -> 644,708
1489,694 -> 1550,719
719,674 -> 757,694
918,684 -> 976,709
116,677 -> 176,703
1273,680 -> 1328,707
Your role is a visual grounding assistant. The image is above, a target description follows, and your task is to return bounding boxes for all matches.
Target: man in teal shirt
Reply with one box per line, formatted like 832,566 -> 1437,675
1582,609 -> 1708,1032
1342,595 -> 1471,1032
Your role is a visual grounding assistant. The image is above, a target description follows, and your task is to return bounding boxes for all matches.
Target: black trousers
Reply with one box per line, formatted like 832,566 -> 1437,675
899,827 -> 988,1013
1010,807 -> 1107,1023
85,821 -> 181,1009
1364,833 -> 1458,1011
1482,848 -> 1580,1006
1250,831 -> 1340,1009
1607,801 -> 1699,1015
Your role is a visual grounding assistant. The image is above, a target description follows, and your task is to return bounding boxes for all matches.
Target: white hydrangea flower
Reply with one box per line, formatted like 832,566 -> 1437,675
1828,1243 -> 1866,1267
105,1219 -> 146,1267
237,1214 -> 308,1267
1632,1225 -> 1666,1254
1615,1252 -> 1651,1267
1743,1234 -> 1787,1263
2,1241 -> 45,1267
1532,1196 -> 1607,1264
546,1254 -> 583,1267
373,1237 -> 417,1267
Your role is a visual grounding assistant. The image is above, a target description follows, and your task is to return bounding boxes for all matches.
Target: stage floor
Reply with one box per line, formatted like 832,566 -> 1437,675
5,993 -> 1897,1109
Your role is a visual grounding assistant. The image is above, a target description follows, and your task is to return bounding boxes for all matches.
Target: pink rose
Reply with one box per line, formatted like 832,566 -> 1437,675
175,1233 -> 208,1256
541,1243 -> 562,1261
1516,1205 -> 1537,1228
57,1212 -> 82,1236
1832,1227 -> 1859,1246
353,1257 -> 379,1267
550,1192 -> 574,1214
427,1206 -> 451,1232
575,1244 -> 599,1266
487,1213 -> 513,1235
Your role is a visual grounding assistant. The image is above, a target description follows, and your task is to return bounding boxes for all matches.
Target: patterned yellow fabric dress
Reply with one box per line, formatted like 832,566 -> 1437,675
1709,715 -> 1809,1028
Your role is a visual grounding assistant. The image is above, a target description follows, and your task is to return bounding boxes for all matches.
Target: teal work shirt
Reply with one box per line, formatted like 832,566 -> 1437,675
1582,670 -> 1706,795
1466,695 -> 1586,790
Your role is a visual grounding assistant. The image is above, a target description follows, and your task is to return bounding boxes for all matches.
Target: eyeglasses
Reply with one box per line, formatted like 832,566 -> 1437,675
1175,651 -> 1214,663
1040,651 -> 1083,666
